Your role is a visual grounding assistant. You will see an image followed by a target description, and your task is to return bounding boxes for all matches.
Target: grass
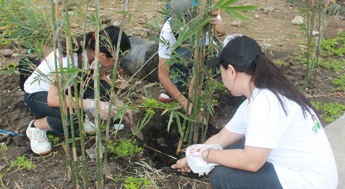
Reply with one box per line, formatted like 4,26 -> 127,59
311,101 -> 345,122
0,0 -> 51,48
332,73 -> 345,92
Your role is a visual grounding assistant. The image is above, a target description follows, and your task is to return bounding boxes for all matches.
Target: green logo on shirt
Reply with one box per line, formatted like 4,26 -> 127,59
312,114 -> 321,133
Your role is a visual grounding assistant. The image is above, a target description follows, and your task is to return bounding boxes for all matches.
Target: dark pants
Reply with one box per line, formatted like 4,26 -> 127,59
171,46 -> 219,93
211,143 -> 283,189
24,79 -> 111,133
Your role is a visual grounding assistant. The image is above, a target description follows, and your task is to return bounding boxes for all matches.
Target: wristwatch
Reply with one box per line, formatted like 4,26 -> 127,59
202,149 -> 211,163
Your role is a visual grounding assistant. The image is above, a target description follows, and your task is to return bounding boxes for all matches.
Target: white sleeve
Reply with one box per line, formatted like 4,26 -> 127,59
245,91 -> 289,149
158,21 -> 176,59
225,100 -> 247,134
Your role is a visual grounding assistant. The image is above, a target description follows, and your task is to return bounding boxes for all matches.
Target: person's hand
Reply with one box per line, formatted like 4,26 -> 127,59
123,109 -> 133,124
171,157 -> 191,173
210,11 -> 220,26
210,10 -> 226,36
98,101 -> 118,120
84,99 -> 120,120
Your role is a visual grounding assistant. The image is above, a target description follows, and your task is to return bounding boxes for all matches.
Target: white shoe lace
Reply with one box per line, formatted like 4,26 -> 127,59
34,129 -> 47,143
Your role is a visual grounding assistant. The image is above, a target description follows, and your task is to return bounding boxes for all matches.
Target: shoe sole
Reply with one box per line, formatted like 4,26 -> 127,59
26,122 -> 52,155
158,96 -> 174,102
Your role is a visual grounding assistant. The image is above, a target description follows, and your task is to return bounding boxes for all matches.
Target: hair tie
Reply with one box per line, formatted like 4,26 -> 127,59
91,30 -> 96,40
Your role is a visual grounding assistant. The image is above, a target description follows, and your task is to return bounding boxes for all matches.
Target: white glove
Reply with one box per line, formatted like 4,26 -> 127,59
186,144 -> 223,176
83,99 -> 118,120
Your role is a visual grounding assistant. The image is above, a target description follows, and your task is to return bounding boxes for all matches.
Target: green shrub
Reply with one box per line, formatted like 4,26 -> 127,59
311,101 -> 345,122
0,0 -> 51,47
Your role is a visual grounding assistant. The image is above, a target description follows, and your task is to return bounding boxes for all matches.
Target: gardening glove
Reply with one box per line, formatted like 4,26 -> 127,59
111,98 -> 133,124
83,99 -> 118,120
186,144 -> 223,176
84,99 -> 133,123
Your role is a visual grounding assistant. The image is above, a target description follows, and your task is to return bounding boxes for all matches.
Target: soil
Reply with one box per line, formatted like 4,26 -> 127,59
0,0 -> 344,188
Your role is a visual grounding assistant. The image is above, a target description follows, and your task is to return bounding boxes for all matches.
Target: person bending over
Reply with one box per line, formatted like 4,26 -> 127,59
24,26 -> 133,155
158,0 -> 226,114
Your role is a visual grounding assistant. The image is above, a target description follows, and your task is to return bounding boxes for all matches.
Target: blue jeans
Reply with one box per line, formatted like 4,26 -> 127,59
24,79 -> 111,133
211,143 -> 283,189
171,46 -> 220,93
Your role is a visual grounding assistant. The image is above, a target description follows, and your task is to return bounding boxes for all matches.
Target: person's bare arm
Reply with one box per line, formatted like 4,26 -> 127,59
158,57 -> 191,112
208,146 -> 271,172
204,127 -> 244,147
173,128 -> 271,172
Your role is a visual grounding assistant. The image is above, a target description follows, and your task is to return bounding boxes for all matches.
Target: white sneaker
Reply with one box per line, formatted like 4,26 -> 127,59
26,120 -> 52,155
84,115 -> 96,134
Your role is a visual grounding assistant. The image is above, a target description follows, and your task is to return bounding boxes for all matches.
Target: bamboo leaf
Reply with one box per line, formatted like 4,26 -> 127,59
174,114 -> 184,136
167,111 -> 174,132
143,83 -> 155,89
128,13 -> 132,23
225,6 -> 257,12
175,111 -> 193,121
220,0 -> 240,8
114,11 -> 127,14
62,72 -> 79,89
161,108 -> 169,116
67,3 -> 79,8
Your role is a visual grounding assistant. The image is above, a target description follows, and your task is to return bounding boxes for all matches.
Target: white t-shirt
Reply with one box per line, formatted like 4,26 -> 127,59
158,15 -> 221,59
226,88 -> 338,189
24,50 -> 94,93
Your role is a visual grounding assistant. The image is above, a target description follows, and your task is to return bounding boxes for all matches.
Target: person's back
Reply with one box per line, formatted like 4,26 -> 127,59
230,88 -> 338,188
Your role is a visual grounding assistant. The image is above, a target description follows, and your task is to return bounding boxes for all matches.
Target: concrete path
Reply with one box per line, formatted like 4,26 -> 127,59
324,113 -> 345,189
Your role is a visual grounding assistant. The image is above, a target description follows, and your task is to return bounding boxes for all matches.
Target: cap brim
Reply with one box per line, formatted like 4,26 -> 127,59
206,56 -> 221,68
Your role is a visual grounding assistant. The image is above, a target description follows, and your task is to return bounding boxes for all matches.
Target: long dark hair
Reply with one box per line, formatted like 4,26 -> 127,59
61,26 -> 131,58
220,54 -> 313,117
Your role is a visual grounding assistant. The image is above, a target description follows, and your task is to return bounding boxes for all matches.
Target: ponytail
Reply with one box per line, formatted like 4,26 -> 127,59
221,54 -> 314,117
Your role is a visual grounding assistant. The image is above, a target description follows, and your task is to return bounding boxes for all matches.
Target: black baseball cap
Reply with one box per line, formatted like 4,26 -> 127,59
206,34 -> 263,68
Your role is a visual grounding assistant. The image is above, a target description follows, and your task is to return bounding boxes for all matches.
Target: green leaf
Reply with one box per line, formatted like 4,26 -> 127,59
67,3 -> 79,8
128,13 -> 132,23
114,11 -> 127,14
225,6 -> 257,12
219,0 -> 240,8
167,111 -> 174,132
174,114 -> 184,136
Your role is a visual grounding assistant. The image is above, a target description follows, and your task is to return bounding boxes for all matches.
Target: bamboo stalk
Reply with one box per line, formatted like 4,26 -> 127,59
93,1 -> 104,188
52,0 -> 75,185
77,0 -> 91,187
103,0 -> 129,181
63,0 -> 80,186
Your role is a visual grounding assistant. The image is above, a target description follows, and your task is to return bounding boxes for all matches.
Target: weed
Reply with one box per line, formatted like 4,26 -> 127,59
0,63 -> 18,75
321,32 -> 345,57
47,134 -> 60,147
311,101 -> 345,122
6,156 -> 36,172
319,57 -> 345,71
124,176 -> 150,189
1,143 -> 7,152
108,139 -> 142,158
274,61 -> 284,67
0,174 -> 5,189
332,73 -> 345,92
115,173 -> 123,182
